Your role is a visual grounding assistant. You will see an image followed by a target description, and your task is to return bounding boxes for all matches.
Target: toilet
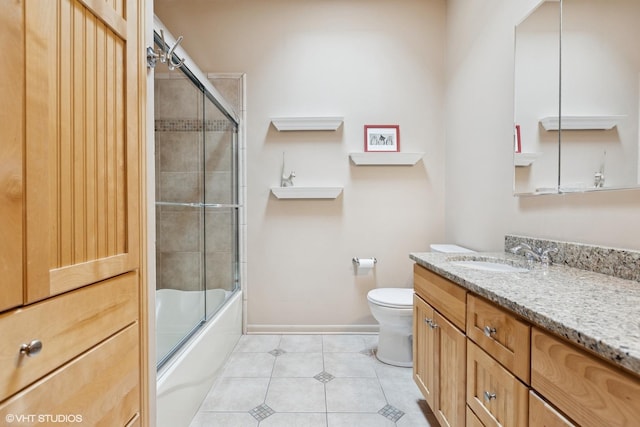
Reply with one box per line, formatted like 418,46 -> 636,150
367,244 -> 474,367
367,288 -> 414,367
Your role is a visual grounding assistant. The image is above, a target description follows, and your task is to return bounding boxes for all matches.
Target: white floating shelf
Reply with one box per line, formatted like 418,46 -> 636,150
514,152 -> 541,167
349,152 -> 424,166
271,116 -> 344,131
539,115 -> 625,131
270,186 -> 343,199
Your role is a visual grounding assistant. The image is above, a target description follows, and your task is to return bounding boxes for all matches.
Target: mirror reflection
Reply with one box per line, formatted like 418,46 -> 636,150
514,0 -> 561,195
560,0 -> 640,192
513,0 -> 640,195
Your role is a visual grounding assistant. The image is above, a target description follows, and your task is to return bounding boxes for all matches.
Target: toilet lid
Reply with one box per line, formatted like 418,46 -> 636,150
367,288 -> 413,308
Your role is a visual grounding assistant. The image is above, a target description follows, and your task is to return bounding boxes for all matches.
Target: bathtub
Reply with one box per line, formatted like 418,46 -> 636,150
156,288 -> 242,427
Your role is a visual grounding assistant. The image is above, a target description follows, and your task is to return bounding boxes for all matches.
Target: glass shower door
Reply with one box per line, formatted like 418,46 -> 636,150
203,92 -> 240,319
155,67 -> 207,367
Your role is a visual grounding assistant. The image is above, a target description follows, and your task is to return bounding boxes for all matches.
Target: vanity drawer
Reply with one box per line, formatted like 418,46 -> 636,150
467,294 -> 530,383
532,328 -> 640,427
0,323 -> 140,425
414,264 -> 467,330
0,272 -> 138,401
529,391 -> 576,427
467,341 -> 528,427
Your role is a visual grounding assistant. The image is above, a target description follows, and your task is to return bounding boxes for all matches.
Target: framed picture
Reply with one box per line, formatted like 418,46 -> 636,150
514,124 -> 522,153
364,125 -> 400,152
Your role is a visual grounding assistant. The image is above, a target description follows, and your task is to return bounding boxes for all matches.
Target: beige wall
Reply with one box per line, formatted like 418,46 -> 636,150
445,0 -> 640,251
154,0 -> 447,331
154,0 -> 640,332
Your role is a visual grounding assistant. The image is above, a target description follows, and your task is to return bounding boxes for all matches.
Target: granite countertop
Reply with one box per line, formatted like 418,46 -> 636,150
410,251 -> 640,376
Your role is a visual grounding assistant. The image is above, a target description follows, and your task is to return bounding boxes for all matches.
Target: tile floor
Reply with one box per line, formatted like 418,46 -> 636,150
189,334 -> 439,427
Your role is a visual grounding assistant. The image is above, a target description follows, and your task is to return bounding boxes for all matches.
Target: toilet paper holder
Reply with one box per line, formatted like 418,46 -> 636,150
352,257 -> 377,265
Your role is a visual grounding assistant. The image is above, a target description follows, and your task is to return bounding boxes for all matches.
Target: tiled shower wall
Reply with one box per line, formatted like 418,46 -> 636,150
155,73 -> 241,292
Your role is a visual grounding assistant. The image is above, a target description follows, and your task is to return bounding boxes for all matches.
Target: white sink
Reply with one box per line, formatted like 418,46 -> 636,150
449,259 -> 529,273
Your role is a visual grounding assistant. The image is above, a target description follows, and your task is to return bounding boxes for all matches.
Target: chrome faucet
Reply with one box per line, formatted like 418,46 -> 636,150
510,243 -> 558,266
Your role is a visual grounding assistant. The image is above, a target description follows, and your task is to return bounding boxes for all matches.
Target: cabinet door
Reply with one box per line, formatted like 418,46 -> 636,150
413,294 -> 436,408
24,0 -> 142,302
0,0 -> 24,312
434,311 -> 466,427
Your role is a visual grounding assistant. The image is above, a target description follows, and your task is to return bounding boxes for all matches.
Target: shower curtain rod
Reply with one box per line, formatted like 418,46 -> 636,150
152,16 -> 240,125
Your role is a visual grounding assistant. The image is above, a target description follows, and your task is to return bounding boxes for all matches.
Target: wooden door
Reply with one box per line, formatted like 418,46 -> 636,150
24,0 -> 142,302
413,295 -> 436,408
435,311 -> 466,427
0,0 -> 25,312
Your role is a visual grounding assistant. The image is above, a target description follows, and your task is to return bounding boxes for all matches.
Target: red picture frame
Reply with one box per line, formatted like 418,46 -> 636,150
364,125 -> 400,152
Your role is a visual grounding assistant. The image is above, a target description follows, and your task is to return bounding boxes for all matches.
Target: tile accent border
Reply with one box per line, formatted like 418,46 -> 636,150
155,118 -> 234,132
505,234 -> 640,282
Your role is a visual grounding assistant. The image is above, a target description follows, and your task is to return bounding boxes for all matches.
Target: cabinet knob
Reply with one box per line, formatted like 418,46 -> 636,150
483,391 -> 497,401
483,326 -> 496,337
429,321 -> 439,330
20,340 -> 43,357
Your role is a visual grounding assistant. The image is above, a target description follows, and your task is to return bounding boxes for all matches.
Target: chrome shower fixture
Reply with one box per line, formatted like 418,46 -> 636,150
147,29 -> 185,70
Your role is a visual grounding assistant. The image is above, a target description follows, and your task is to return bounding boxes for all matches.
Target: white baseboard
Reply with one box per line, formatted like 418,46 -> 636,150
246,324 -> 380,334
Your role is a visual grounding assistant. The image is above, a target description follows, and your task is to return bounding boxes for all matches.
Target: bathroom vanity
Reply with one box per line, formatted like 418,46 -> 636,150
411,244 -> 640,427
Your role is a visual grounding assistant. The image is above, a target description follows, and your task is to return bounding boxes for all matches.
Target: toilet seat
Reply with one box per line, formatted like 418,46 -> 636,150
367,288 -> 413,309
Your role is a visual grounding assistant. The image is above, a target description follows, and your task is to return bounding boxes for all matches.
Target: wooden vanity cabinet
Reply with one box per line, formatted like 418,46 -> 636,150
414,262 -> 640,427
413,264 -> 467,427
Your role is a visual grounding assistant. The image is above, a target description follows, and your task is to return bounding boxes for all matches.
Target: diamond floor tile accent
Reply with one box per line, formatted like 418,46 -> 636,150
313,371 -> 335,383
269,348 -> 286,357
378,404 -> 405,422
249,403 -> 275,421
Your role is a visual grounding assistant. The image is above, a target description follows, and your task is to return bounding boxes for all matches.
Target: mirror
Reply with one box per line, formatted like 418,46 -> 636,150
560,0 -> 640,192
514,0 -> 561,195
514,0 -> 640,195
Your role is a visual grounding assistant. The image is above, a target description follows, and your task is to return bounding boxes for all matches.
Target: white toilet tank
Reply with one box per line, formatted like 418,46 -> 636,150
430,244 -> 475,253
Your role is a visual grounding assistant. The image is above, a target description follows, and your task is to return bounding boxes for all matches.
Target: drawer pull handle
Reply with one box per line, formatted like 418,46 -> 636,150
483,391 -> 497,401
483,326 -> 496,337
20,340 -> 43,357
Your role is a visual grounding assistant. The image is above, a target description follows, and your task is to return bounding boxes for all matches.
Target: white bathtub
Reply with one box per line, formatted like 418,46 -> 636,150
156,288 -> 232,361
156,288 -> 242,427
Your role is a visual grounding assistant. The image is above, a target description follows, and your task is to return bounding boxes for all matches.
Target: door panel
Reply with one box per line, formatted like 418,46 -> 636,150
24,0 -> 140,302
435,312 -> 466,427
413,295 -> 436,408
